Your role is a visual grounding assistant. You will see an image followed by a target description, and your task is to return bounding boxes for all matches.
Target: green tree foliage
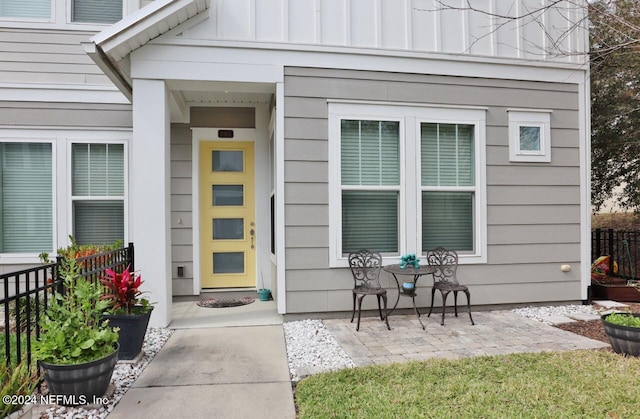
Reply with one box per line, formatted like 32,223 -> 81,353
590,0 -> 640,211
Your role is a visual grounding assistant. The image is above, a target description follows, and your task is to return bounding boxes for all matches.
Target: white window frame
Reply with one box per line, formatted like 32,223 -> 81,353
0,137 -> 57,263
0,0 -> 133,29
0,0 -> 54,23
508,109 -> 552,162
329,101 -> 487,267
68,138 -> 128,247
67,0 -> 125,26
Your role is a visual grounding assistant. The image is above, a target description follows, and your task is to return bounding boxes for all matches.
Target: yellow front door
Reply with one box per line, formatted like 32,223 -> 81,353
199,141 -> 255,288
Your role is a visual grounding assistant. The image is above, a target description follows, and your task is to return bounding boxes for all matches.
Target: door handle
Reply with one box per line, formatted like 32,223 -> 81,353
250,228 -> 255,249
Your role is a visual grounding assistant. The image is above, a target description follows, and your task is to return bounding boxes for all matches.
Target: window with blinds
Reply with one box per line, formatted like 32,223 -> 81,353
0,0 -> 51,19
72,143 -> 124,245
340,120 -> 400,254
421,123 -> 475,251
329,102 -> 486,265
0,143 -> 53,253
71,0 -> 122,24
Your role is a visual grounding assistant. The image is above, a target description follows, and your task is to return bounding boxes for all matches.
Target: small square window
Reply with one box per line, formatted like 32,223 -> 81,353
519,126 -> 541,151
508,110 -> 551,162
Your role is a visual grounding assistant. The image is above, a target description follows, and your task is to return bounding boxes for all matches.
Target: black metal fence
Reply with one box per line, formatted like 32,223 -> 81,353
592,229 -> 640,280
0,243 -> 134,371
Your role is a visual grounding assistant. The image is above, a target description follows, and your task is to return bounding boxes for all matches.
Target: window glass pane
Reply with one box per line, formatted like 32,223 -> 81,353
519,126 -> 541,151
342,190 -> 398,253
341,120 -> 399,186
72,143 -> 124,197
0,0 -> 50,19
72,0 -> 122,23
422,192 -> 473,251
421,123 -> 474,187
74,201 -> 124,245
0,143 -> 52,252
213,218 -> 244,240
212,185 -> 244,206
213,150 -> 243,172
213,252 -> 244,274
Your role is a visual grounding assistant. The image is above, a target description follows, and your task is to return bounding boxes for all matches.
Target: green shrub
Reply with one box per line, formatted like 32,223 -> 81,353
33,257 -> 119,365
604,312 -> 640,327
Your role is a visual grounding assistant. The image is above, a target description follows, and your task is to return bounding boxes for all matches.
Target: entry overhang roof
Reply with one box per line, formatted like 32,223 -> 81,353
82,0 -> 210,101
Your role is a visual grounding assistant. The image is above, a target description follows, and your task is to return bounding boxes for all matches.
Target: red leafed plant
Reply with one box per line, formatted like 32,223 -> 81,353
100,265 -> 151,315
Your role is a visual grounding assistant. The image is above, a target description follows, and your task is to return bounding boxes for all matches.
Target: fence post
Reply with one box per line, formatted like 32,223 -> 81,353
595,228 -> 602,259
55,255 -> 65,296
608,228 -> 615,275
128,242 -> 135,273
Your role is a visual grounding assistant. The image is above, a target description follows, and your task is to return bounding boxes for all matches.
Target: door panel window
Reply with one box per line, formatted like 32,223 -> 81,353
212,150 -> 243,172
213,218 -> 244,240
213,252 -> 245,274
212,185 -> 244,206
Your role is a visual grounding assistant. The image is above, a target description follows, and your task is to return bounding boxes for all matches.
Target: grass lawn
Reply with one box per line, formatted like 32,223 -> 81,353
296,351 -> 640,418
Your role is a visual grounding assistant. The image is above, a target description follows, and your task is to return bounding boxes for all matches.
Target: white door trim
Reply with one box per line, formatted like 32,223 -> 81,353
191,127 -> 258,293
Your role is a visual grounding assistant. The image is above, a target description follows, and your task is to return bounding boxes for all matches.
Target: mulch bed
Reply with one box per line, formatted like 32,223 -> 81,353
553,302 -> 640,351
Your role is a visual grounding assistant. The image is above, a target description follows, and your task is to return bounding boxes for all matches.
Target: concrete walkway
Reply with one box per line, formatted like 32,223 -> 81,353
108,325 -> 296,419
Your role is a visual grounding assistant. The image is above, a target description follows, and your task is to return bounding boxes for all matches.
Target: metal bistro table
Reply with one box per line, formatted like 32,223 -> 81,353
383,264 -> 436,330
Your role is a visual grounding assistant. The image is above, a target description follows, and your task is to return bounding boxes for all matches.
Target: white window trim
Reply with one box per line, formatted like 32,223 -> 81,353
0,129 -> 130,264
67,139 -> 129,246
0,0 -> 133,30
329,102 -> 487,268
0,137 -> 57,264
508,109 -> 552,163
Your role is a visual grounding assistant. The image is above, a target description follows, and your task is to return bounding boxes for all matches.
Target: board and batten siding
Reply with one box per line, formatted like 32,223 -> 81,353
0,28 -> 112,86
186,0 -> 586,63
283,66 -> 582,313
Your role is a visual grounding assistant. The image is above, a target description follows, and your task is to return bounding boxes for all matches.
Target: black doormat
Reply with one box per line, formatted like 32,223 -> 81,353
196,297 -> 255,308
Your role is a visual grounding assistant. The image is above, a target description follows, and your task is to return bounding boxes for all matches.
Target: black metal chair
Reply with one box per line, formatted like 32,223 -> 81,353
426,247 -> 475,326
348,249 -> 391,331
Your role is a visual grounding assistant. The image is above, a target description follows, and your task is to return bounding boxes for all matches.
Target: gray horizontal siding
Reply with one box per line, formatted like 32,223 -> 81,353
283,66 -> 584,313
0,102 -> 132,128
170,124 -> 194,294
488,224 -> 580,245
0,29 -> 114,87
285,263 -> 579,292
488,186 -> 580,205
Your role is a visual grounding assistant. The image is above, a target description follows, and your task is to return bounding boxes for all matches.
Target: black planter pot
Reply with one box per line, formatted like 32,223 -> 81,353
103,307 -> 153,360
602,313 -> 640,356
39,344 -> 119,405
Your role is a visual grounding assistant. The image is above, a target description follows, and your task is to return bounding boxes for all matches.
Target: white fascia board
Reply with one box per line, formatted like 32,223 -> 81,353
92,0 -> 205,48
0,83 -> 130,104
131,56 -> 284,84
83,42 -> 134,101
95,0 -> 210,57
137,39 -> 587,84
84,0 -> 209,99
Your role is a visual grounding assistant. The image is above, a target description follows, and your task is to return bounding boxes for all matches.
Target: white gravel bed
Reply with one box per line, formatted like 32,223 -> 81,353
38,327 -> 173,419
283,319 -> 355,383
512,304 -> 600,324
